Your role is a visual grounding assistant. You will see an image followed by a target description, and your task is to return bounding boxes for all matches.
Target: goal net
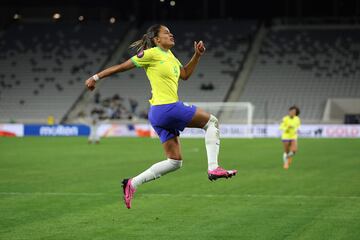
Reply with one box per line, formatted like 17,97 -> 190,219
190,102 -> 254,125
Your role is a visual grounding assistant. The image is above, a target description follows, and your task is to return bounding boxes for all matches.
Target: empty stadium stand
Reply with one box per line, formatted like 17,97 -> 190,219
2,20 -> 359,124
240,27 -> 360,122
0,21 -> 129,122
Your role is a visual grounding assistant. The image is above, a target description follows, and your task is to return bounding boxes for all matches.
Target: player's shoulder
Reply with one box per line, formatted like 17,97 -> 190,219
135,47 -> 156,58
295,116 -> 301,122
169,50 -> 182,65
169,49 -> 180,59
282,115 -> 289,121
146,47 -> 157,53
169,49 -> 176,56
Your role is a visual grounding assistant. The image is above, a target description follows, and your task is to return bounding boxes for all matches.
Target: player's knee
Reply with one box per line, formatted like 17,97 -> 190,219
167,153 -> 182,161
203,114 -> 219,130
288,151 -> 296,157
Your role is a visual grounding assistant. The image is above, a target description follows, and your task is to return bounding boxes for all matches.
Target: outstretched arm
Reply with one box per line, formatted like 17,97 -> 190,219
180,41 -> 206,80
85,59 -> 135,91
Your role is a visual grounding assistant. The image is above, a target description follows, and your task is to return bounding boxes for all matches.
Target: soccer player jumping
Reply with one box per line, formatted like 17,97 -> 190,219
85,24 -> 237,208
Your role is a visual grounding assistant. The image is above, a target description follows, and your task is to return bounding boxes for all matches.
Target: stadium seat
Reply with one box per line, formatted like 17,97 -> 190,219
0,22 -> 129,122
240,28 -> 360,122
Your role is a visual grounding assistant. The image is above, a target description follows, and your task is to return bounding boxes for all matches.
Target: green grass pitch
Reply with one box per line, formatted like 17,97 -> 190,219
0,137 -> 359,240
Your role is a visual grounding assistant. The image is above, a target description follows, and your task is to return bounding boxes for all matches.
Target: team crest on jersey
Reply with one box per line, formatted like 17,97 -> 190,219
137,50 -> 144,58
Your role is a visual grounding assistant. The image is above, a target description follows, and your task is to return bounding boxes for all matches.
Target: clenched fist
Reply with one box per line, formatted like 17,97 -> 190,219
85,78 -> 96,91
194,40 -> 206,56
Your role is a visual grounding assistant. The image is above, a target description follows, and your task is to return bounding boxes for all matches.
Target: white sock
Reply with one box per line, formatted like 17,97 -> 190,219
283,153 -> 288,163
287,151 -> 294,157
131,158 -> 182,189
203,115 -> 220,171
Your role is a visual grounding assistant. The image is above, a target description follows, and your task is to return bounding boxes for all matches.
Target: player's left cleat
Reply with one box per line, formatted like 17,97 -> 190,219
122,178 -> 136,209
208,167 -> 237,181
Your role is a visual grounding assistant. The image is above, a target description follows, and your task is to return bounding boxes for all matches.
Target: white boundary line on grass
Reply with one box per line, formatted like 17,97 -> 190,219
0,192 -> 359,200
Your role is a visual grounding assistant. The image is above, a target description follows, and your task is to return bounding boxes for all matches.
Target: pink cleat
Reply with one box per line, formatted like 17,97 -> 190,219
122,178 -> 136,209
208,167 -> 237,181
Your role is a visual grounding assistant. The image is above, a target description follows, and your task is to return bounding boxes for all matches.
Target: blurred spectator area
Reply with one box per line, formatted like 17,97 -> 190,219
0,21 -> 129,122
2,20 -> 360,124
240,27 -> 360,122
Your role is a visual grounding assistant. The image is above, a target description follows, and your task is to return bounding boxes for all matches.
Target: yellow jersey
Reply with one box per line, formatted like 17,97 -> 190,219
131,46 -> 182,105
279,115 -> 301,140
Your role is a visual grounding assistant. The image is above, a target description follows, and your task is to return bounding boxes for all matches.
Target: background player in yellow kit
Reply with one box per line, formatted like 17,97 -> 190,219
279,106 -> 301,169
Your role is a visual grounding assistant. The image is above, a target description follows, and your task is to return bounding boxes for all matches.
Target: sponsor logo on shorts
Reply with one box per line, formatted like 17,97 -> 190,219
183,102 -> 192,107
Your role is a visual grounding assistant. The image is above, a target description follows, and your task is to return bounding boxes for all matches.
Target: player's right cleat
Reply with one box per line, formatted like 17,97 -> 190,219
208,167 -> 237,181
122,178 -> 136,209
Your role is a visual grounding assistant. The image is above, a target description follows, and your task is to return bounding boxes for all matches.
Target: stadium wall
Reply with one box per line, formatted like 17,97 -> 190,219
323,98 -> 360,123
1,124 -> 360,138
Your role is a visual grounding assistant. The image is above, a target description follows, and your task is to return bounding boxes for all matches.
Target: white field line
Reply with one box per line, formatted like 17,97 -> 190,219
0,192 -> 359,200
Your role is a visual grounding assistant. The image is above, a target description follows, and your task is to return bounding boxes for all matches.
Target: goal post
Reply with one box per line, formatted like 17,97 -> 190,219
189,102 -> 255,125
152,102 -> 255,139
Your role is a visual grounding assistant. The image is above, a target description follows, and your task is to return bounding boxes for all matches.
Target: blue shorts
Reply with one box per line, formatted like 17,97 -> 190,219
148,101 -> 197,143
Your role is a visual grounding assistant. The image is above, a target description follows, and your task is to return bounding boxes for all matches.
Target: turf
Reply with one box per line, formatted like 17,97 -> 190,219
0,137 -> 359,240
